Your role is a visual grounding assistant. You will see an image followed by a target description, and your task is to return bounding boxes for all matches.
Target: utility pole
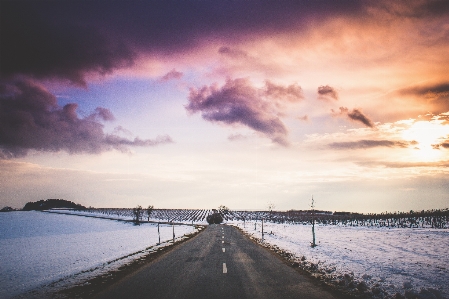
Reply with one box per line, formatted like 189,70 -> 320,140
262,218 -> 264,241
311,195 -> 317,247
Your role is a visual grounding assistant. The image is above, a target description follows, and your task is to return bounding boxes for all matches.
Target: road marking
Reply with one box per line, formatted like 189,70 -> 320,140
222,240 -> 224,243
223,263 -> 227,273
222,236 -> 224,238
222,248 -> 225,252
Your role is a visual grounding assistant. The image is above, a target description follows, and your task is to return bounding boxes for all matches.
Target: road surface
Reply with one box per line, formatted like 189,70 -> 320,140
94,224 -> 338,299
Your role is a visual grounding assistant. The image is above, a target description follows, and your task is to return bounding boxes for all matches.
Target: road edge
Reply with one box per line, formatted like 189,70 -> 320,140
19,225 -> 206,299
231,225 -> 370,299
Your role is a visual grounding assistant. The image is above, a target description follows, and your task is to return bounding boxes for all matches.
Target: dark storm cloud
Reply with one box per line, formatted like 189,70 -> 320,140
317,85 -> 338,101
0,79 -> 173,158
2,1 -> 447,85
335,107 -> 375,128
186,78 -> 303,145
0,0 -> 365,84
0,1 -> 135,86
329,140 -> 417,150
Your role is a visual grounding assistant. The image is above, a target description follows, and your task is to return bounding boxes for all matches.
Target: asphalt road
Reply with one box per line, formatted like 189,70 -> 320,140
94,224 -> 338,299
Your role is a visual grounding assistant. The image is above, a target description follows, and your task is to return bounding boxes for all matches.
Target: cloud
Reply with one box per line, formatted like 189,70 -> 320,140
218,47 -> 249,59
298,115 -> 309,121
431,141 -> 449,150
0,79 -> 172,158
2,1 -> 447,86
399,82 -> 449,99
186,78 -> 303,145
398,82 -> 449,113
335,107 -> 375,128
317,85 -> 338,101
228,133 -> 249,141
264,81 -> 304,103
160,69 -> 183,82
0,1 -> 371,85
356,160 -> 449,168
0,2 -> 134,86
329,139 -> 417,150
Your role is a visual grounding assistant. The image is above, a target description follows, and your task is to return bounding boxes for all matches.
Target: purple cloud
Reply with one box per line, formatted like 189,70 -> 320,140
335,107 -> 375,128
0,79 -> 172,158
318,85 -> 338,101
0,1 -> 368,85
161,69 -> 184,82
218,46 -> 249,59
264,81 -> 304,103
186,78 -> 303,145
2,1 -> 447,87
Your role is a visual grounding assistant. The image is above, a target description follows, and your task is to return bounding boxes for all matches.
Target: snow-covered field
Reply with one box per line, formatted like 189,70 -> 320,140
0,211 -> 198,299
232,221 -> 449,299
48,208 -> 209,224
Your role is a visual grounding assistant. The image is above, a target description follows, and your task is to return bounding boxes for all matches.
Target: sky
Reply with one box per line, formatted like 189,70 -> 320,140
1,0 -> 449,212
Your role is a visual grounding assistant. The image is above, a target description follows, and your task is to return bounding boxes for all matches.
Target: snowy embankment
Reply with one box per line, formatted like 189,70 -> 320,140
0,211 -> 199,299
232,221 -> 448,299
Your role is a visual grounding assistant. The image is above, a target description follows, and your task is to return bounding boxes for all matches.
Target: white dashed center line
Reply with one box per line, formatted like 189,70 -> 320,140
222,240 -> 224,243
223,263 -> 227,273
222,248 -> 225,252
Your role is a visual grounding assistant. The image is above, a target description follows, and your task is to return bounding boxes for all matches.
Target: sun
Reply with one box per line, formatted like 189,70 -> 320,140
401,120 -> 449,161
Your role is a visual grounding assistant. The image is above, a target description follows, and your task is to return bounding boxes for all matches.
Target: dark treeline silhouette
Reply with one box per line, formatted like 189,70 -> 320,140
23,199 -> 86,211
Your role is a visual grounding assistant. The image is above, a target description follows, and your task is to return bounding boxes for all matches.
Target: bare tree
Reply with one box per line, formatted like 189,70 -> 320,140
146,205 -> 154,221
267,202 -> 275,221
133,205 -> 143,224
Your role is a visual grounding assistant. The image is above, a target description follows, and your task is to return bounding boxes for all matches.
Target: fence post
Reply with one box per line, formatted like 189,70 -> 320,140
158,222 -> 160,244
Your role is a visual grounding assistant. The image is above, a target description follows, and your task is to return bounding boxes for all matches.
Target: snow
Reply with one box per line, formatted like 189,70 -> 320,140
49,208 -> 210,224
0,211 -> 198,299
231,221 -> 449,299
2,210 -> 447,299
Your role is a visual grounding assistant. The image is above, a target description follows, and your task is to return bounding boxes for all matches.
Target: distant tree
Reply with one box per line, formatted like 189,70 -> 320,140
146,205 -> 154,221
206,213 -> 223,224
1,206 -> 14,212
218,205 -> 229,212
133,205 -> 143,224
267,202 -> 275,221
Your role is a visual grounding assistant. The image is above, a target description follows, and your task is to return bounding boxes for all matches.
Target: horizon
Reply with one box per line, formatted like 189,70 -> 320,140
8,198 -> 449,215
1,1 -> 449,213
